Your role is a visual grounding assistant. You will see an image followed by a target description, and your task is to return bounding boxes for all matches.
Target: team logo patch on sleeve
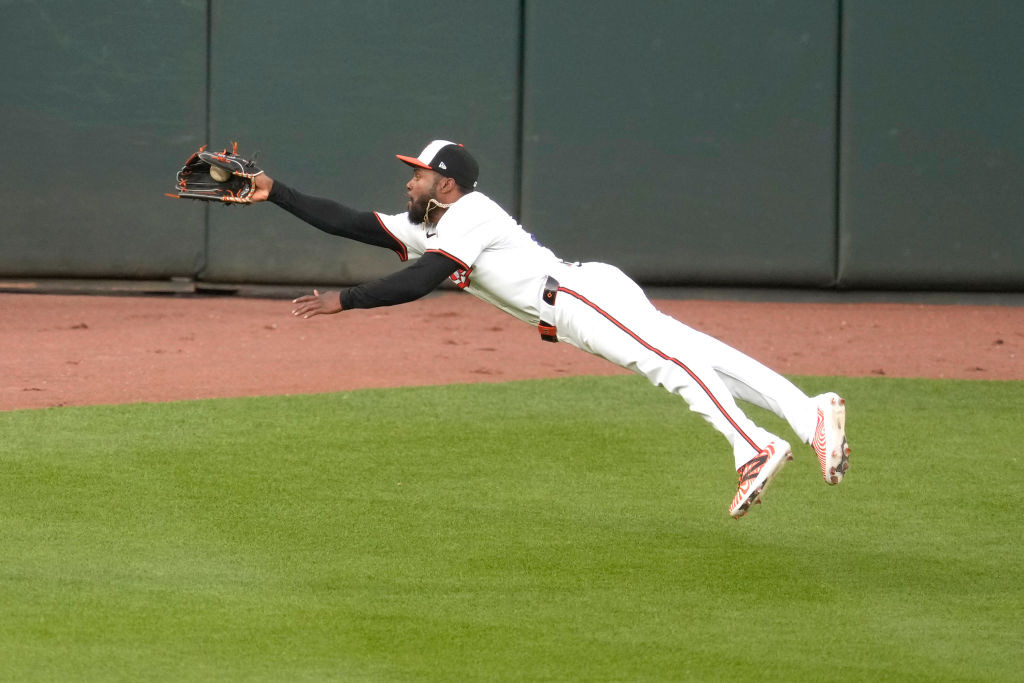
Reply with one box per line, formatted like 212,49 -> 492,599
449,268 -> 471,288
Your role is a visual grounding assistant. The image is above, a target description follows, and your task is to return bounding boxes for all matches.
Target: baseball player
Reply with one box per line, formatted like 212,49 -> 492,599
248,140 -> 850,518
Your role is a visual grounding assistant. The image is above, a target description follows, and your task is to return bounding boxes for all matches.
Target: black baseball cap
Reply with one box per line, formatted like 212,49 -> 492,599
396,139 -> 479,189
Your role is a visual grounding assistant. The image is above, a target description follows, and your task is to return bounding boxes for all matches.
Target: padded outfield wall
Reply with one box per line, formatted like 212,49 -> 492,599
1,1 -> 1021,291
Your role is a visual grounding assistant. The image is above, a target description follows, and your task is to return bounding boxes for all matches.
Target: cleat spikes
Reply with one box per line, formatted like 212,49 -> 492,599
729,440 -> 791,518
812,393 -> 850,486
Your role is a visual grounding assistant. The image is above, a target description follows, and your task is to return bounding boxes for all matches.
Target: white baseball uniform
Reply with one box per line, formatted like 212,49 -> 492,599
372,190 -> 819,468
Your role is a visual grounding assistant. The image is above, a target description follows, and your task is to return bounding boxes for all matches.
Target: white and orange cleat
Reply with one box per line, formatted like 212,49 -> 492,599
729,440 -> 793,518
812,393 -> 850,485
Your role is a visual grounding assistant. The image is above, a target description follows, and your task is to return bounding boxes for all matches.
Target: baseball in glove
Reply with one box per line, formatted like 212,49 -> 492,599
166,142 -> 262,203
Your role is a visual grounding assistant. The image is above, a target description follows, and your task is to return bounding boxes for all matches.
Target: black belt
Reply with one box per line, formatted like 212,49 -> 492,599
538,276 -> 559,342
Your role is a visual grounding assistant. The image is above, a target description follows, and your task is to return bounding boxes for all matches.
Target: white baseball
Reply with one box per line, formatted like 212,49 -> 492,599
209,165 -> 232,182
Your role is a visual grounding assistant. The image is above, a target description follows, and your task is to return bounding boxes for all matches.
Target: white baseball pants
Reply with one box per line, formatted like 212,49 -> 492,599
544,262 -> 817,468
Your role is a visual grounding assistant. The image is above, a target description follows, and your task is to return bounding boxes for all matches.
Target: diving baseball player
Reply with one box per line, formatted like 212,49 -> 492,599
249,140 -> 851,518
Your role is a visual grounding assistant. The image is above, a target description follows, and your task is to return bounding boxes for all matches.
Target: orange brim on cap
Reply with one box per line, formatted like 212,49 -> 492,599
395,154 -> 432,169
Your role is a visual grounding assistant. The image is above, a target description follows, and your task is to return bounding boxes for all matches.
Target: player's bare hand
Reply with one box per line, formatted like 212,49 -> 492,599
291,289 -> 342,318
249,173 -> 274,202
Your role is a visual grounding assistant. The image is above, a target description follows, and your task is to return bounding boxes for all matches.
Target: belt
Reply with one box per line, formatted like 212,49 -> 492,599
538,275 -> 559,343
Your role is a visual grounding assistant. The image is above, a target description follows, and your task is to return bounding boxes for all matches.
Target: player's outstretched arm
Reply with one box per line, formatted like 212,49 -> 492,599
290,253 -> 458,321
266,180 -> 405,257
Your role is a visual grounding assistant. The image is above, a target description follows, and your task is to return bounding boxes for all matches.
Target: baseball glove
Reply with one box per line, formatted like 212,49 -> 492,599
166,142 -> 262,203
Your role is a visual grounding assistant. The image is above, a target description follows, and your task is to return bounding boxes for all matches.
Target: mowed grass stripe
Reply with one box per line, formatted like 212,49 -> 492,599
0,376 -> 1020,681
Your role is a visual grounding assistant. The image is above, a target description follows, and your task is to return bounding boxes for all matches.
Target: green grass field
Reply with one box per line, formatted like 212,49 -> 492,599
1,375 -> 1021,681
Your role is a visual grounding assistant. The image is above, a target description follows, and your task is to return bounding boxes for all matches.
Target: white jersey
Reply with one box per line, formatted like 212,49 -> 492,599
375,191 -> 566,325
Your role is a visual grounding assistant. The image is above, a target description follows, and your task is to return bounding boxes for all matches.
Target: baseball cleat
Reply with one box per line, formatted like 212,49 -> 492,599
729,440 -> 793,518
812,393 -> 850,485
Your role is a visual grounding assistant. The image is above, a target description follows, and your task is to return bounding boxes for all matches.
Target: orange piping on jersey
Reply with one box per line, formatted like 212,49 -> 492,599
425,249 -> 470,272
373,212 -> 409,262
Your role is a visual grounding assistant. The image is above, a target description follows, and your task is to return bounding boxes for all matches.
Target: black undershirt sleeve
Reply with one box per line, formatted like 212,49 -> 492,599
267,179 -> 454,310
341,251 -> 460,310
268,180 -> 406,257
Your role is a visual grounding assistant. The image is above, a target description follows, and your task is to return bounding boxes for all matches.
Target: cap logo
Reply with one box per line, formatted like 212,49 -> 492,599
438,161 -> 447,170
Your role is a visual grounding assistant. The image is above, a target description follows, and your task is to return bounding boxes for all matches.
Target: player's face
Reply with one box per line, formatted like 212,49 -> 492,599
406,168 -> 441,224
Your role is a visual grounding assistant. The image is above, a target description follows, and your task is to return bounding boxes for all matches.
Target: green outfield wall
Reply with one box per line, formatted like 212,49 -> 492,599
1,1 -> 1021,291
838,0 -> 1024,290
